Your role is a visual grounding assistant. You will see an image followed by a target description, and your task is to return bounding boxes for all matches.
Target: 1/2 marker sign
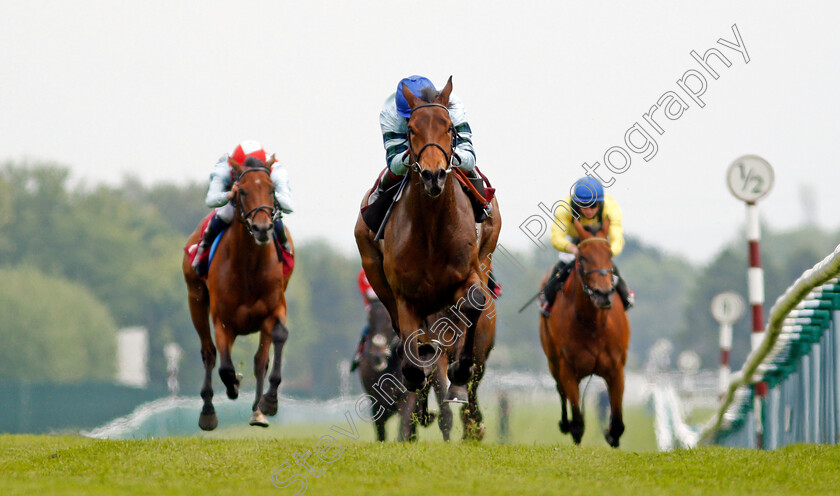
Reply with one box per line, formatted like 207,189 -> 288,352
726,155 -> 774,203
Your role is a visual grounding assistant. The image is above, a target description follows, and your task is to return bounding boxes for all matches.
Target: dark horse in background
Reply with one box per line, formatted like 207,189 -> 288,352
539,218 -> 630,447
354,77 -> 501,441
182,156 -> 294,430
358,301 -> 452,441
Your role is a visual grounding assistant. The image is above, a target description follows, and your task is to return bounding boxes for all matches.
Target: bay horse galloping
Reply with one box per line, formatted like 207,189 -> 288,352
358,301 -> 452,441
182,156 -> 294,430
539,218 -> 630,447
354,77 -> 501,397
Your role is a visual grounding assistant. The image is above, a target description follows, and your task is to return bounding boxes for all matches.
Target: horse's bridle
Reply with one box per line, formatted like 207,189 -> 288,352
576,237 -> 617,302
406,103 -> 460,173
234,167 -> 276,225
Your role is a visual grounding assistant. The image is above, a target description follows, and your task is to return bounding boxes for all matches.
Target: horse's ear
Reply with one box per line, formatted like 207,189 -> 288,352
228,155 -> 244,176
573,218 -> 590,239
402,83 -> 420,112
437,76 -> 453,107
265,153 -> 277,168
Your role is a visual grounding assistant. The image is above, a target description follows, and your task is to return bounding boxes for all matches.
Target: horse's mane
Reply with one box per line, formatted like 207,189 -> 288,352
418,87 -> 451,107
583,225 -> 600,236
243,156 -> 266,169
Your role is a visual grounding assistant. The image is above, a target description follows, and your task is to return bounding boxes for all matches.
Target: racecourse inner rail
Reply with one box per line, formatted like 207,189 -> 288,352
653,243 -> 840,449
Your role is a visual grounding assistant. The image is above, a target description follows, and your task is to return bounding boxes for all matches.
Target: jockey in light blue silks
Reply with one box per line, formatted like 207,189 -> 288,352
364,75 -> 492,224
192,140 -> 294,275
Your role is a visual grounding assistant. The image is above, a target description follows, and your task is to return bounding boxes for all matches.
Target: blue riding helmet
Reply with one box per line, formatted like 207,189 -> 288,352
396,76 -> 436,118
572,177 -> 605,207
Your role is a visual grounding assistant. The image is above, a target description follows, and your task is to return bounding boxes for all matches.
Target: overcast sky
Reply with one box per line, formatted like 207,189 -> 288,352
2,1 -> 839,263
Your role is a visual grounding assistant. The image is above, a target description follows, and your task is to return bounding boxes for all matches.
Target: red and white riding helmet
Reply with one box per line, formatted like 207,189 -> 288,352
229,140 -> 267,165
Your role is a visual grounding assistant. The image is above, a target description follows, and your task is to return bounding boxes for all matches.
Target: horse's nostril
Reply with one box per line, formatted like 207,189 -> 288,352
420,170 -> 433,182
436,169 -> 447,182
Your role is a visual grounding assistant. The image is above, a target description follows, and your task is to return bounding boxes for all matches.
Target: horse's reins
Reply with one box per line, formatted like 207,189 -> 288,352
373,103 -> 471,243
406,103 -> 460,173
576,237 -> 617,304
234,167 -> 275,225
406,103 -> 487,205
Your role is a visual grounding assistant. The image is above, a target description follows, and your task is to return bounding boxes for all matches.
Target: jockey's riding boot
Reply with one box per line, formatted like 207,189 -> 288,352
616,277 -> 634,310
612,265 -> 634,310
538,292 -> 551,318
540,260 -> 572,316
350,325 -> 371,372
193,214 -> 228,273
362,168 -> 405,233
487,269 -> 502,298
367,168 -> 402,206
464,169 -> 491,223
273,216 -> 292,254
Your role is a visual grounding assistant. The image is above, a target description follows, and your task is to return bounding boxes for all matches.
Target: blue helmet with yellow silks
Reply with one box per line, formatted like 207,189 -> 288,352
396,75 -> 436,118
571,176 -> 605,207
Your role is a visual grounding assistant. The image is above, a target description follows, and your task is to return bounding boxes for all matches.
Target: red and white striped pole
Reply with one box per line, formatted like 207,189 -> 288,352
727,155 -> 774,450
711,291 -> 744,399
746,201 -> 768,449
719,321 -> 732,396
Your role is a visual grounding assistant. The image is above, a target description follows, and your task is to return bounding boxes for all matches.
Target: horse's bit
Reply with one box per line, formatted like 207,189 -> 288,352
234,167 -> 276,225
576,237 -> 617,301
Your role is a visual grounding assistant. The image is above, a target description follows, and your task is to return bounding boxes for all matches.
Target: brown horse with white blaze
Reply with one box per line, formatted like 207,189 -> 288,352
354,76 -> 501,395
182,156 -> 294,430
539,218 -> 630,447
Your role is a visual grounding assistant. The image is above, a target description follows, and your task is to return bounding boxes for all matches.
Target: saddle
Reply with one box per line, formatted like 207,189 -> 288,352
361,167 -> 496,234
185,213 -> 293,279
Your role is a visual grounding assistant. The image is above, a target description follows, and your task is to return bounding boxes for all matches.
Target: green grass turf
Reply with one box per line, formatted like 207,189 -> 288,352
3,434 -> 840,496
201,400 -> 659,452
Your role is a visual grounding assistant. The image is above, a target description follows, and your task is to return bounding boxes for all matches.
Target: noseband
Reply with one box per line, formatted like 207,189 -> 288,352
234,167 -> 275,225
406,103 -> 459,173
576,237 -> 617,302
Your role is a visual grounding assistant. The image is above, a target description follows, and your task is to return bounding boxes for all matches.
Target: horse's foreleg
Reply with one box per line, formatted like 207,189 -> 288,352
397,301 -> 429,392
558,391 -> 570,434
604,369 -> 626,448
433,362 -> 453,441
375,416 -> 387,442
462,364 -> 487,441
414,381 -> 435,428
559,362 -> 584,445
260,319 -> 289,415
199,341 -> 218,431
448,279 -> 490,386
187,284 -> 218,431
248,331 -> 272,427
215,325 -> 240,400
398,394 -> 419,442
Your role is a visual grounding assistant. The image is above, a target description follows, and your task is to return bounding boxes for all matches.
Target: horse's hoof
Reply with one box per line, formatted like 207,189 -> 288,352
559,420 -> 570,434
604,430 -> 621,448
401,367 -> 427,392
226,384 -> 239,400
249,410 -> 269,428
463,422 -> 486,441
199,412 -> 218,431
259,395 -> 278,416
447,361 -> 473,386
444,385 -> 468,404
464,421 -> 486,441
418,411 -> 437,427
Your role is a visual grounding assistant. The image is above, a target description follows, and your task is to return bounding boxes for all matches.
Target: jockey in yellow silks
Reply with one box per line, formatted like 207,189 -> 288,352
539,177 -> 634,316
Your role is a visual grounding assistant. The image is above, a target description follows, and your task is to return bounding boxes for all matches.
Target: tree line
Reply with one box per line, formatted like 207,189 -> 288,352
0,161 -> 835,397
